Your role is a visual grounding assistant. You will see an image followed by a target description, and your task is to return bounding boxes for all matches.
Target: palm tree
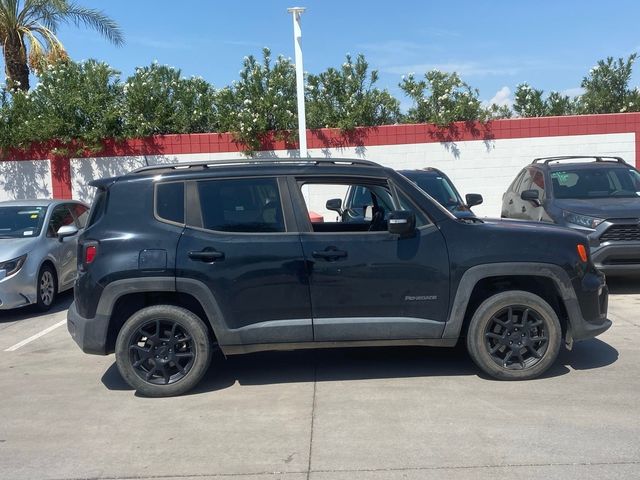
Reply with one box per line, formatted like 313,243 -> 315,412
0,0 -> 123,91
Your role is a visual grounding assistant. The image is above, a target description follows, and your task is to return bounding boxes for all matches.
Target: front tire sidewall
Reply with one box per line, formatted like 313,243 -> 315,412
115,305 -> 212,397
35,265 -> 57,312
466,290 -> 561,380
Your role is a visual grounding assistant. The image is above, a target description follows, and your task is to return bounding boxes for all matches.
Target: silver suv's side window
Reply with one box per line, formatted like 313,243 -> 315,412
196,177 -> 285,233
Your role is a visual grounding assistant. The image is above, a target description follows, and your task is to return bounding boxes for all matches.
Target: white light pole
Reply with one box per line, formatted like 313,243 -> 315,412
288,7 -> 307,158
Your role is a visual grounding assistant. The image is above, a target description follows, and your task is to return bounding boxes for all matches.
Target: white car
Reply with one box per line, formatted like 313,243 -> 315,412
0,199 -> 89,311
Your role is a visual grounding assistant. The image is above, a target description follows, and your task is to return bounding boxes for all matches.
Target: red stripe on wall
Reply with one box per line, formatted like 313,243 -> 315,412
2,113 -> 640,198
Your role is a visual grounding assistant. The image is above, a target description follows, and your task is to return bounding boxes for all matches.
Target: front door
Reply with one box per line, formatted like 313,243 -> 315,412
176,176 -> 312,346
292,176 -> 450,342
47,204 -> 78,289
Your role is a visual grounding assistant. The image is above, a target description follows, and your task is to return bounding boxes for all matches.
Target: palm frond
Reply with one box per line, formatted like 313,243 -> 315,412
55,2 -> 123,46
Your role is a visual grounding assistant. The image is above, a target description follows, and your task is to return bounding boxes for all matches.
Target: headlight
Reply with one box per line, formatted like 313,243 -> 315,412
562,211 -> 605,230
0,254 -> 27,277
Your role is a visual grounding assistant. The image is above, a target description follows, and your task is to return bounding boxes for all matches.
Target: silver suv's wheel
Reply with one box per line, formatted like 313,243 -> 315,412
466,290 -> 562,380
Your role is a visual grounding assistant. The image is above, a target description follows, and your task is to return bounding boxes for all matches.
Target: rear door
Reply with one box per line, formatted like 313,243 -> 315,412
502,169 -> 526,218
175,176 -> 312,346
292,175 -> 450,342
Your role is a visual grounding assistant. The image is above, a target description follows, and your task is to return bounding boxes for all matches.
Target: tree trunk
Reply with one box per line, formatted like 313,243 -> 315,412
3,32 -> 30,91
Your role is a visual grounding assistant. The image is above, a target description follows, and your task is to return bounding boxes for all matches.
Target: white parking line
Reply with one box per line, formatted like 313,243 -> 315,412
3,319 -> 67,352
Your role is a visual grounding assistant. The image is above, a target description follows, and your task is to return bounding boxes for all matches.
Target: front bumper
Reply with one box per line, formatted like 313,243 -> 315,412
567,270 -> 611,342
67,301 -> 110,355
590,242 -> 640,275
0,267 -> 37,310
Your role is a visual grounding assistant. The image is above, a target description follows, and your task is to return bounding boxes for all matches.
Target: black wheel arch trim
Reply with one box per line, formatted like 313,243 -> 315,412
442,262 -> 581,340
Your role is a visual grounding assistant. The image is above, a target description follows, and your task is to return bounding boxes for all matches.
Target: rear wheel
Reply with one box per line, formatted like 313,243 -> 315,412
35,264 -> 57,312
115,305 -> 213,397
466,290 -> 561,380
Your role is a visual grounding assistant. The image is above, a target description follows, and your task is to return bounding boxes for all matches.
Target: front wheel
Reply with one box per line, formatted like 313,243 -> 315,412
466,290 -> 561,380
115,305 -> 213,397
35,264 -> 57,312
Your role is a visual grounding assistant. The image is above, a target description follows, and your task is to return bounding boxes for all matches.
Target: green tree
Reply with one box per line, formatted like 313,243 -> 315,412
0,0 -> 123,91
513,83 -> 547,117
122,63 -> 218,137
399,70 -> 484,125
217,48 -> 298,153
0,59 -> 122,153
546,91 -> 577,116
580,54 -> 640,114
306,53 -> 399,129
513,84 -> 578,117
484,103 -> 513,119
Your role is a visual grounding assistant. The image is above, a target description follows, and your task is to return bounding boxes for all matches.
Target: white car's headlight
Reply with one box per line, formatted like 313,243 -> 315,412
562,211 -> 605,230
0,254 -> 27,277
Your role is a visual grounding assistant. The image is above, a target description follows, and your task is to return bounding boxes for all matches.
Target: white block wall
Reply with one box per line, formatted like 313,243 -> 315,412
65,132 -> 636,217
0,159 -> 52,202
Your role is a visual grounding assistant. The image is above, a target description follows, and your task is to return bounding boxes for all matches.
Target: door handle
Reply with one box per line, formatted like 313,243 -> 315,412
521,206 -> 527,213
508,199 -> 514,205
188,249 -> 225,262
312,248 -> 347,261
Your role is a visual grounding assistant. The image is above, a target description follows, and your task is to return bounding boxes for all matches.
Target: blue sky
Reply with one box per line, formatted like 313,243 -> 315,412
17,0 -> 640,109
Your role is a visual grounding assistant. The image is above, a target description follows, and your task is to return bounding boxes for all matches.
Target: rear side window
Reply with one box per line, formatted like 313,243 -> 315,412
87,189 -> 107,227
156,182 -> 185,224
196,178 -> 284,233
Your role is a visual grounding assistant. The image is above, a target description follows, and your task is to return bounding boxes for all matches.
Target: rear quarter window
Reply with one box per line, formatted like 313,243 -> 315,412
86,189 -> 107,228
155,182 -> 185,224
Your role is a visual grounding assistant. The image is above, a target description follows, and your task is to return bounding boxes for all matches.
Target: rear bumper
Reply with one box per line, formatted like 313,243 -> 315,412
67,301 -> 109,355
590,243 -> 640,275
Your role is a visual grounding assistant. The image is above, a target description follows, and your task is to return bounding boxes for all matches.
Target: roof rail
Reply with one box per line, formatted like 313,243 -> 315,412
129,158 -> 382,175
532,155 -> 628,165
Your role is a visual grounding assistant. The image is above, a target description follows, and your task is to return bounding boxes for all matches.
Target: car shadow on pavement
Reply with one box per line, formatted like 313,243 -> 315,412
0,290 -> 73,323
101,338 -> 619,395
606,277 -> 640,295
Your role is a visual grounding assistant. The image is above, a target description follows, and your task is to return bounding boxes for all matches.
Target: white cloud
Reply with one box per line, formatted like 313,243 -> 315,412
488,86 -> 512,107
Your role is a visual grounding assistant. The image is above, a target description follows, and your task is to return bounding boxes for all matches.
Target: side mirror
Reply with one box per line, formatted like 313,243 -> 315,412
465,193 -> 483,207
388,210 -> 416,237
326,198 -> 343,215
57,224 -> 78,241
521,189 -> 541,206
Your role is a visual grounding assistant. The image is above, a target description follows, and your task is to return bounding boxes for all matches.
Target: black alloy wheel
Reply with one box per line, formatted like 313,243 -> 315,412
128,319 -> 196,385
484,305 -> 548,370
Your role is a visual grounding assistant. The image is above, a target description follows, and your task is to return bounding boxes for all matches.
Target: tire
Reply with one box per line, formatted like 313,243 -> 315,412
466,290 -> 561,380
35,264 -> 57,312
115,305 -> 213,397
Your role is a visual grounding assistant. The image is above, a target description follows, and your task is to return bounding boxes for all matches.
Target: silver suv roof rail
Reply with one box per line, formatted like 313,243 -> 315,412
532,155 -> 628,165
129,158 -> 382,175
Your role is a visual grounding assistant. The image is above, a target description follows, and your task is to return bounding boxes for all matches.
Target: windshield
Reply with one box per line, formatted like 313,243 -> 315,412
410,175 -> 464,209
551,167 -> 640,199
0,206 -> 47,238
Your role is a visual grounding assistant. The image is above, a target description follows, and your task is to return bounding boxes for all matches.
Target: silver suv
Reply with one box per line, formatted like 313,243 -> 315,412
0,199 -> 89,311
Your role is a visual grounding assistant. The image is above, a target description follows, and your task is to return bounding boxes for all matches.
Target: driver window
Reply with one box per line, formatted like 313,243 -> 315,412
47,205 -> 75,237
300,181 -> 395,233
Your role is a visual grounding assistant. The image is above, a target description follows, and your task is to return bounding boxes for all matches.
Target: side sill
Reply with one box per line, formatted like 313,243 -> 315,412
221,338 -> 458,355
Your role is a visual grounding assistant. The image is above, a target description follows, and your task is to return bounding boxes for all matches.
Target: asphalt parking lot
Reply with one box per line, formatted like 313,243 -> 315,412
0,282 -> 639,480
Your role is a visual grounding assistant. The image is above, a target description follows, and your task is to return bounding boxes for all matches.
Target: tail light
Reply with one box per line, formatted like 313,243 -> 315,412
85,245 -> 97,264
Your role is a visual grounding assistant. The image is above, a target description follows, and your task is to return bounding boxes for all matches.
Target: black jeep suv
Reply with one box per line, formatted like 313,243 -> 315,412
501,156 -> 640,275
68,158 -> 611,396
